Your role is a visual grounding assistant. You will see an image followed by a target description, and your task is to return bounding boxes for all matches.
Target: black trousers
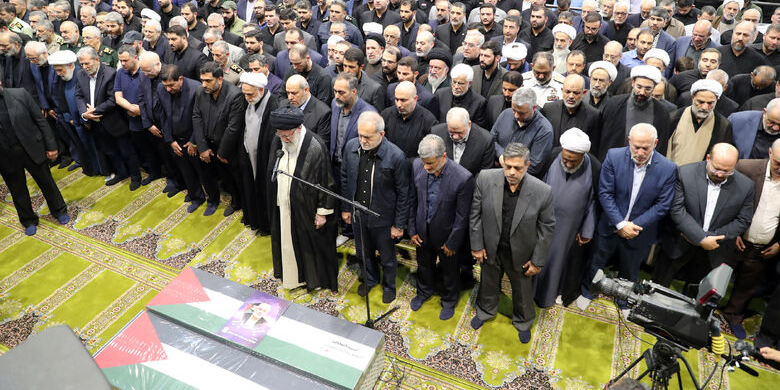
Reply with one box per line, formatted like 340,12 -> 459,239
724,241 -> 772,320
354,222 -> 398,291
0,145 -> 66,227
416,226 -> 460,307
199,141 -> 241,207
94,129 -> 141,180
170,138 -> 219,204
475,247 -> 536,332
130,130 -> 162,177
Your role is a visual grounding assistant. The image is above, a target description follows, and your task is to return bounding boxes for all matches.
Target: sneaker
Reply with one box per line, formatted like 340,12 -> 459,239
187,200 -> 204,213
336,235 -> 349,247
223,204 -> 239,217
575,295 -> 592,311
203,202 -> 218,216
470,315 -> 484,330
382,289 -> 396,303
129,178 -> 141,191
56,213 -> 70,225
439,306 -> 455,320
555,295 -> 563,306
24,224 -> 37,236
410,296 -> 427,311
518,330 -> 532,344
104,173 -> 116,182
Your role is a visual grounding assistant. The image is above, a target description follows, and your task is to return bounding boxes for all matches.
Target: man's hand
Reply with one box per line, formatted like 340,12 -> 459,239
760,346 -> 780,363
171,141 -> 183,156
410,234 -> 423,246
390,226 -> 403,239
148,125 -> 162,138
127,104 -> 141,117
187,142 -> 197,156
341,211 -> 352,225
576,233 -> 591,246
736,235 -> 746,252
83,104 -> 102,120
471,249 -> 487,264
314,214 -> 326,229
46,110 -> 57,119
217,155 -> 228,164
617,222 -> 642,239
45,150 -> 58,161
762,242 -> 780,258
699,235 -> 725,251
441,244 -> 455,256
199,149 -> 213,163
522,260 -> 540,276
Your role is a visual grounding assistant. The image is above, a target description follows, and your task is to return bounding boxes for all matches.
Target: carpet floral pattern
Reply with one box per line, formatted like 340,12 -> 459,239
0,167 -> 779,389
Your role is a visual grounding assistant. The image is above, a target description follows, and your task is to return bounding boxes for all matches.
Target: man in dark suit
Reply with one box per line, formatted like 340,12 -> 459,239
431,107 -> 495,176
396,0 -> 419,53
469,142 -> 555,343
330,73 -> 377,171
408,134 -> 473,320
282,74 -> 331,150
0,81 -> 69,236
540,74 -> 599,146
434,2 -> 467,55
386,56 -> 440,117
470,40 -> 505,101
191,61 -> 247,217
576,124 -> 677,310
435,63 -> 488,129
342,47 -> 385,111
75,46 -> 143,190
1,32 -> 38,103
340,111 -> 410,303
164,25 -> 208,81
653,144 -> 754,288
361,0 -> 401,28
485,70 -> 522,128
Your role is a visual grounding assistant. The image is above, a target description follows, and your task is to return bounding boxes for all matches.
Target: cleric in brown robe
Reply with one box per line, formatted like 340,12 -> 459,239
267,106 -> 339,292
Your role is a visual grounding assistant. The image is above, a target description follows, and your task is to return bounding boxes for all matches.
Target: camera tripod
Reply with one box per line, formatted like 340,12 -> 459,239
607,338 -> 701,390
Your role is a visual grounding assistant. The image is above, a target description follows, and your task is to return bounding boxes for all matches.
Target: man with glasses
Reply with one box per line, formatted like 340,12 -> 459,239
605,1 -> 632,45
652,143 -> 753,290
675,20 -> 719,69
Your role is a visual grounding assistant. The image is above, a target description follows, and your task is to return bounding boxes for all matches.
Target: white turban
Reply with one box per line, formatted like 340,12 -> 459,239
643,48 -> 670,67
502,42 -> 527,61
691,79 -> 723,99
560,128 -> 591,154
552,24 -> 576,41
240,72 -> 268,88
48,50 -> 77,65
363,22 -> 383,36
630,65 -> 662,84
327,35 -> 345,46
141,8 -> 161,22
722,0 -> 744,9
588,61 -> 618,81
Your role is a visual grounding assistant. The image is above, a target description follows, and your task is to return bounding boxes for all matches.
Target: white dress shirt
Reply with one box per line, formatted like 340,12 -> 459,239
617,153 -> 652,230
702,175 -> 725,232
745,161 -> 780,244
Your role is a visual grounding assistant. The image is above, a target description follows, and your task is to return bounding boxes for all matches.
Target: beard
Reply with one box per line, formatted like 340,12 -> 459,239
631,90 -> 651,107
590,86 -> 607,98
334,97 -> 346,108
61,69 -> 74,81
691,105 -> 712,120
416,46 -> 431,57
282,135 -> 299,154
561,157 -> 584,174
428,73 -> 445,88
563,99 -> 580,110
732,42 -> 745,52
368,55 -> 381,65
453,88 -> 467,97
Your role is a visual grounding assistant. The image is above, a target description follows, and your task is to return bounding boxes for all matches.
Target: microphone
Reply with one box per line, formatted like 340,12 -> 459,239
271,149 -> 284,182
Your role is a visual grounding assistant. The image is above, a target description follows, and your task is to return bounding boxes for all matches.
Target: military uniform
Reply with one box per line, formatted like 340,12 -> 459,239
97,45 -> 118,68
223,62 -> 244,85
9,17 -> 33,39
46,35 -> 65,55
61,38 -> 85,54
522,71 -> 565,108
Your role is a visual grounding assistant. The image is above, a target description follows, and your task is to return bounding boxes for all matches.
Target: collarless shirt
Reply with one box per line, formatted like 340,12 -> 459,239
426,162 -> 447,223
498,176 -> 524,252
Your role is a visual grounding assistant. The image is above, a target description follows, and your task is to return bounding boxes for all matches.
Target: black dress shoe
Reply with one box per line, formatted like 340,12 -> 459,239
58,159 -> 73,169
105,175 -> 128,186
129,178 -> 141,191
141,175 -> 161,186
223,205 -> 240,217
382,289 -> 396,303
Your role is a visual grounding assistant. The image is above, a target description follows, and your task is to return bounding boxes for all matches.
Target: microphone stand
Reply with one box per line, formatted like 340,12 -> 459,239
275,167 -> 399,329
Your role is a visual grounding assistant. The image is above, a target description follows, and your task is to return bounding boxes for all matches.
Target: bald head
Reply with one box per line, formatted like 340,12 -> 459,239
395,80 -> 418,116
708,143 -> 738,183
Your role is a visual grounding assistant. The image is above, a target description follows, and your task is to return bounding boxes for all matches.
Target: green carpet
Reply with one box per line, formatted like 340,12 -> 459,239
1,165 -> 779,389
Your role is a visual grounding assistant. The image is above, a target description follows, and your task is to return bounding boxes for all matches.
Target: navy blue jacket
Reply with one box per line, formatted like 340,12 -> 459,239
30,63 -> 57,111
138,73 -> 161,131
329,97 -> 377,160
340,138 -> 410,229
157,77 -> 200,143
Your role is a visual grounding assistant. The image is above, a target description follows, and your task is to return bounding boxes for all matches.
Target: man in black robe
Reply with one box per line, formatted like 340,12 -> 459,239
267,106 -> 338,292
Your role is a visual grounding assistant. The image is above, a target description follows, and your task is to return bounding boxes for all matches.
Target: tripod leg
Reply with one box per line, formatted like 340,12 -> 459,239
608,353 -> 647,386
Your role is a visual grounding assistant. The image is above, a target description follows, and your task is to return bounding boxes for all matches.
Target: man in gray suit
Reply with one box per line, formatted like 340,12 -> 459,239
653,143 -> 755,288
469,142 -> 555,343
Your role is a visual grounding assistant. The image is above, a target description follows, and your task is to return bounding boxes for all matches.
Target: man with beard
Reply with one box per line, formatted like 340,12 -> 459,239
267,105 -> 338,292
754,23 -> 780,71
281,44 -> 332,104
239,28 -> 272,70
373,45 -> 400,90
274,28 -> 325,79
82,26 -> 117,68
362,0 -> 401,29
564,50 -> 587,78
490,87 -> 553,176
674,69 -> 738,117
420,47 -> 451,93
181,3 -> 207,41
324,39 -> 349,77
624,27 -> 640,52
541,74 -> 599,146
601,40 -> 630,94
1,32 -> 38,103
387,56 -> 439,115
80,6 -> 97,28
0,2 -> 32,39
741,77 -> 780,112
330,73 -> 377,179
573,0 -> 608,35
317,1 -> 363,48
435,1 -> 466,55
518,6 -> 553,60
477,4 -> 501,41
342,47 -> 385,110
26,42 -> 68,167
165,26 -> 208,80
641,7 -> 678,72
455,30 -> 483,68
729,99 -> 780,159
522,52 -> 564,109
294,1 -> 319,39
551,23 -> 575,75
620,29 -> 654,69
431,0 -> 449,31
675,20 -> 719,66
396,0 -> 419,53
414,30 -> 435,69
721,8 -> 763,46
486,70 -> 522,127
34,19 -> 62,55
221,1 -> 246,35
364,34 -> 384,77
501,42 -> 529,73
115,0 -> 142,33
431,107 -> 495,176
521,0 -> 556,29
592,66 -> 673,161
725,66 -> 776,108
158,0 -> 181,30
247,54 -> 282,95
381,81 -> 438,158
491,13 -> 521,48
536,128 -> 600,308
667,79 -> 734,166
101,12 -> 125,50
584,60 -> 616,109
606,0 -> 632,45
59,21 -> 82,53
671,48 -> 720,95
142,19 -> 171,61
272,9 -> 317,53
435,64 -> 487,129
571,12 -> 610,64
282,74 -> 331,149
471,40 -> 505,100
206,13 -> 244,48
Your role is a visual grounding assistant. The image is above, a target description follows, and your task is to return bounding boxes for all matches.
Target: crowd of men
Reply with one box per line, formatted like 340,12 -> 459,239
2,0 -> 780,351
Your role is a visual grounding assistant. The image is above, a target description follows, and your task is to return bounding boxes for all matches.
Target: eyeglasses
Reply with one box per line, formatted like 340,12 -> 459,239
707,162 -> 735,176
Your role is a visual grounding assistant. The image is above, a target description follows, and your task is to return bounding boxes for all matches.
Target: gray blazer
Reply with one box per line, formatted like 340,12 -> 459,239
469,65 -> 506,100
273,29 -> 318,53
469,168 -> 555,270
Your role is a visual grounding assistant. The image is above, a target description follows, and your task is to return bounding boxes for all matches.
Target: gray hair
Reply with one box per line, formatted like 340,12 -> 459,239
207,13 -> 225,26
330,21 -> 346,32
82,26 -> 101,37
512,87 -> 537,108
287,74 -> 309,89
76,46 -> 99,60
736,20 -> 758,40
203,28 -> 223,41
53,0 -> 71,13
144,19 -> 161,33
211,40 -> 229,54
502,142 -> 530,162
29,0 -> 47,10
81,5 -> 96,18
138,50 -> 161,64
28,11 -> 46,21
446,107 -> 470,128
629,123 -> 658,141
707,69 -> 729,85
24,41 -> 47,55
659,0 -> 675,11
418,134 -> 446,158
450,63 -> 474,82
357,111 -> 385,134
465,30 -> 485,46
331,0 -> 348,12
649,6 -> 668,21
104,11 -> 124,25
335,72 -> 359,91
37,19 -> 54,32
169,16 -> 188,29
768,98 -> 780,113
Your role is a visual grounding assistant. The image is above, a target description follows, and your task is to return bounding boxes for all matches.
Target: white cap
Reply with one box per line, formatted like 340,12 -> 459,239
722,0 -> 744,9
588,61 -> 618,81
502,42 -> 527,61
691,79 -> 723,99
48,50 -> 77,65
560,128 -> 591,154
327,35 -> 345,46
141,8 -> 161,22
552,24 -> 576,41
630,65 -> 662,84
240,72 -> 268,88
362,22 -> 383,36
643,48 -> 670,67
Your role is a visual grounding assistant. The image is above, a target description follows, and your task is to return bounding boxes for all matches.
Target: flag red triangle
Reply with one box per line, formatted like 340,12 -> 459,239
147,267 -> 210,307
95,312 -> 167,368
